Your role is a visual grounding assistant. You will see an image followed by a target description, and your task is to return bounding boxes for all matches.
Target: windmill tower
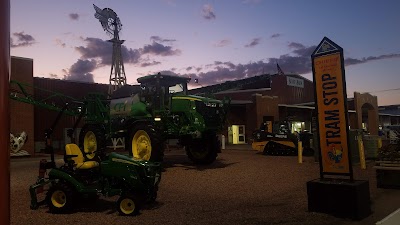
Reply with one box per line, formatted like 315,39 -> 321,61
93,4 -> 127,95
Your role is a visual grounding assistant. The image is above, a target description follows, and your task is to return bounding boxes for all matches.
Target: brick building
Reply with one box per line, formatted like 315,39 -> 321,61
190,74 -> 399,143
10,56 -> 34,155
10,57 -> 107,156
9,57 -> 400,155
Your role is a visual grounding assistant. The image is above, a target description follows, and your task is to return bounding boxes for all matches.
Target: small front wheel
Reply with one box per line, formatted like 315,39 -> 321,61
46,183 -> 75,214
117,195 -> 141,216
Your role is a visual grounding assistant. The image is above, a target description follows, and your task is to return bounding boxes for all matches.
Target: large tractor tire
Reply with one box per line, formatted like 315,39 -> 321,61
186,132 -> 219,165
46,182 -> 75,214
78,124 -> 106,160
127,123 -> 164,162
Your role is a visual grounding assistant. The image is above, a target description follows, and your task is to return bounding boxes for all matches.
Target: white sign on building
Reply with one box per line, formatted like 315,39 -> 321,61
287,76 -> 304,88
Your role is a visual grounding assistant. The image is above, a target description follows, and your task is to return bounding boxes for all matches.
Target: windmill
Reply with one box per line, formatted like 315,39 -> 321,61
93,4 -> 127,95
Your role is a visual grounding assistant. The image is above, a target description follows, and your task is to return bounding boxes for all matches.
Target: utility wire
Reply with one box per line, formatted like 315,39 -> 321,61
364,88 -> 400,93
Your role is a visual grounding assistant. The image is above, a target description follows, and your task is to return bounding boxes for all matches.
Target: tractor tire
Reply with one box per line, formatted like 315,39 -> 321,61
117,195 -> 141,216
186,132 -> 218,165
127,123 -> 164,162
148,189 -> 158,204
78,124 -> 106,161
46,182 -> 75,214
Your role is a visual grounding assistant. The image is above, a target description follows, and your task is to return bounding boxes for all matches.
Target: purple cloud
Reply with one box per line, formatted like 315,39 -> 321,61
64,59 -> 96,83
214,39 -> 231,47
270,33 -> 281,39
161,42 -> 400,87
75,37 -> 141,65
11,32 -> 36,48
61,36 -> 182,82
288,42 -> 305,49
69,13 -> 79,20
141,60 -> 161,67
55,38 -> 66,48
245,38 -> 261,48
150,36 -> 176,43
202,4 -> 216,20
142,41 -> 181,56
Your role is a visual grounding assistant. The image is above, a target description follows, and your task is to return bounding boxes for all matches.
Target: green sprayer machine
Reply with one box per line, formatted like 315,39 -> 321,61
10,73 -> 228,164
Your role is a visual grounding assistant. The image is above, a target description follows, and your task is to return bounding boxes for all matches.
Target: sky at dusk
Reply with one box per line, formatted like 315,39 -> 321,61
10,0 -> 400,106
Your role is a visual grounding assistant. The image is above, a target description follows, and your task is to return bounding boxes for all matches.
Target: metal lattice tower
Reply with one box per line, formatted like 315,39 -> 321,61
93,4 -> 127,95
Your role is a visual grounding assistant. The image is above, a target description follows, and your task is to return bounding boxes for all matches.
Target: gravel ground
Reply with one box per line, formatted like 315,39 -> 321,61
10,148 -> 400,225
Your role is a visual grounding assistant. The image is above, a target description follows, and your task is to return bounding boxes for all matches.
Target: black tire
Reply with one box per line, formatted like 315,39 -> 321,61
263,141 -> 275,155
78,124 -> 106,161
127,123 -> 164,162
148,188 -> 158,204
117,195 -> 141,216
186,132 -> 218,164
46,182 -> 75,214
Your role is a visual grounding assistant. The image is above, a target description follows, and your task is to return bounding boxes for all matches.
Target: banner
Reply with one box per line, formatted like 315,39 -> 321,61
312,37 -> 352,177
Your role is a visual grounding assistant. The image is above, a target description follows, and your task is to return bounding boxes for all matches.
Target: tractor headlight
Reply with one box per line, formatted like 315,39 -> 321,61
205,102 -> 217,107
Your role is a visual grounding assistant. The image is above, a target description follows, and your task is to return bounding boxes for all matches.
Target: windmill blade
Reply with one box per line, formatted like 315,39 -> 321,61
93,4 -> 102,14
93,5 -> 122,36
93,4 -> 109,24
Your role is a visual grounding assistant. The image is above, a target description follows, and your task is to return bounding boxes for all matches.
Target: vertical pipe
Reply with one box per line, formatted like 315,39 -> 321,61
0,0 -> 11,223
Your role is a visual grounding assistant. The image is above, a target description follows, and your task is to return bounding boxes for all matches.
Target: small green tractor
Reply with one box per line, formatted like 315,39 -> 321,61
30,143 -> 161,215
29,103 -> 162,216
79,73 -> 228,164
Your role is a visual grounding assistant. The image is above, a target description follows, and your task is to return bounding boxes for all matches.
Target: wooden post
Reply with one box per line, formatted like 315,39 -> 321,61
0,0 -> 10,223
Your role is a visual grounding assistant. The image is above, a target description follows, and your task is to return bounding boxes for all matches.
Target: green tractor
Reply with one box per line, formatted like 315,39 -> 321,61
30,107 -> 162,216
79,73 -> 228,164
30,144 -> 161,215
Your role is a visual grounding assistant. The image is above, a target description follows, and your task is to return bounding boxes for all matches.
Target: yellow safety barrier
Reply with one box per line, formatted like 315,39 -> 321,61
358,135 -> 366,169
298,141 -> 303,164
378,138 -> 382,149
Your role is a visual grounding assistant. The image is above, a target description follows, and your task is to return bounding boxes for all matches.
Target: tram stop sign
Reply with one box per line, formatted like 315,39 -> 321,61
311,37 -> 353,180
307,37 -> 371,220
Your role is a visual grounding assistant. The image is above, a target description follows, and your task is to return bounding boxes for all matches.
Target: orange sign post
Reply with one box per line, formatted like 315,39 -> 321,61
307,37 -> 371,220
311,37 -> 353,180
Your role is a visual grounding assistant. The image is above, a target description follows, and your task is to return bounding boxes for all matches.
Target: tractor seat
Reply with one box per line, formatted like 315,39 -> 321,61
65,144 -> 99,169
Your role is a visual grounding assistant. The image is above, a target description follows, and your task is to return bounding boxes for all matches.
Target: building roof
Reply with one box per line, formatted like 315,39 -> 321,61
188,73 -> 314,96
379,104 -> 400,116
189,74 -> 272,95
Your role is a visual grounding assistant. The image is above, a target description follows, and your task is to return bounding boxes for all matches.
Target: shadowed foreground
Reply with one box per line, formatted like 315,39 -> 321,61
11,147 -> 400,225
